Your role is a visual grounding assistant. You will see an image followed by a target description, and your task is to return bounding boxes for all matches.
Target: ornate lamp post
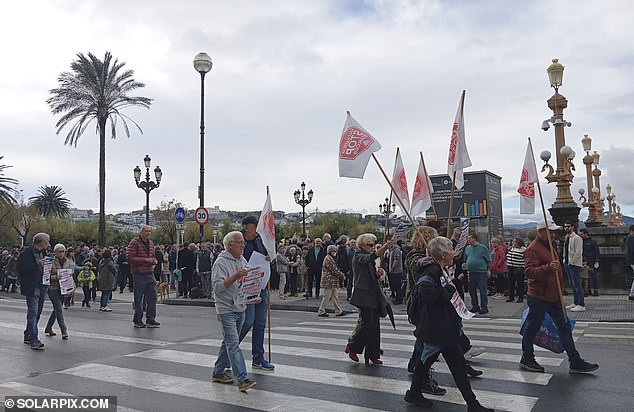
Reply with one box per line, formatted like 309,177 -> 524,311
578,134 -> 602,226
193,52 -> 213,242
133,155 -> 162,225
539,58 -> 580,226
379,197 -> 396,242
293,182 -> 313,236
605,184 -> 617,226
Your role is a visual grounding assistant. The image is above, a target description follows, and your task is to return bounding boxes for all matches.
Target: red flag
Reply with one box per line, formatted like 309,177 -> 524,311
518,140 -> 539,214
256,187 -> 276,260
410,151 -> 433,217
447,91 -> 472,189
338,112 -> 382,179
390,148 -> 410,214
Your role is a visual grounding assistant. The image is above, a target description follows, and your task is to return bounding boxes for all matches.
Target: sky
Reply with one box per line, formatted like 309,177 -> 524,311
1,0 -> 633,225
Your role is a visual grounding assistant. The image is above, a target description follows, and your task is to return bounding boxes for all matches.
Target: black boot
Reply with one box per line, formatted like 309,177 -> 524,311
404,360 -> 433,408
466,363 -> 483,377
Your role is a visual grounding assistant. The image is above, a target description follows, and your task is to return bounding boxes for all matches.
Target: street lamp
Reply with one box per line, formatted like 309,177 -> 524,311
293,182 -> 313,236
539,58 -> 580,226
579,134 -> 602,226
379,197 -> 396,242
133,154 -> 162,225
193,52 -> 213,242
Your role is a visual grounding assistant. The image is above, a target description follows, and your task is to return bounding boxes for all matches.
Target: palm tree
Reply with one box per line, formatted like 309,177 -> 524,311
28,185 -> 72,218
0,156 -> 18,205
47,51 -> 152,246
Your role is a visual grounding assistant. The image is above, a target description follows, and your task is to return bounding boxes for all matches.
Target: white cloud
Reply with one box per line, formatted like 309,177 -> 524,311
0,0 -> 632,223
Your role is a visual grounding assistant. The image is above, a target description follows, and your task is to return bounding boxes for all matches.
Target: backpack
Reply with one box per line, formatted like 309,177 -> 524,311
407,276 -> 428,325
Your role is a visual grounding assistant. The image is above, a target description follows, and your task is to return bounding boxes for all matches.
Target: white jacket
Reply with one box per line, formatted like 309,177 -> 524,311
565,232 -> 583,267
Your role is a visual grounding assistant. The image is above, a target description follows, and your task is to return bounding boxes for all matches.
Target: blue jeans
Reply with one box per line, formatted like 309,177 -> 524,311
24,286 -> 43,343
36,285 -> 48,324
45,288 -> 67,332
133,274 -> 157,324
213,311 -> 248,383
521,296 -> 581,363
468,271 -> 488,309
201,271 -> 212,297
101,290 -> 112,309
239,289 -> 268,362
564,264 -> 584,307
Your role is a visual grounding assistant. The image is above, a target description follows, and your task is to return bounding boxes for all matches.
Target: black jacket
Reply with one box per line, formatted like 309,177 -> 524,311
17,246 -> 45,297
413,257 -> 460,347
349,250 -> 382,309
305,246 -> 327,276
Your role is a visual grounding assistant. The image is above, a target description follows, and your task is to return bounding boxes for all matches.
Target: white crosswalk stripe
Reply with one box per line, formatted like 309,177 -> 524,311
0,315 -> 604,412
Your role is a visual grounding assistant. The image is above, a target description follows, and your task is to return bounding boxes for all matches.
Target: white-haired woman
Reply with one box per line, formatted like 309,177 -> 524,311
317,245 -> 347,317
45,243 -> 71,339
405,236 -> 493,412
345,234 -> 393,365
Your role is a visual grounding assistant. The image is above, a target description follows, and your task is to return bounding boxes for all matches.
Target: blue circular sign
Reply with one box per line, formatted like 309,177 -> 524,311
174,207 -> 186,223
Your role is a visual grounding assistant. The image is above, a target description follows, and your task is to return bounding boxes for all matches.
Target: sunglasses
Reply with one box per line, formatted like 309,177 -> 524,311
366,243 -> 375,247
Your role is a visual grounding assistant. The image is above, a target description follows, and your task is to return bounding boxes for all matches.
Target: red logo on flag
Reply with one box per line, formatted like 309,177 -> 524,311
448,123 -> 458,166
262,211 -> 275,240
339,127 -> 375,160
413,175 -> 427,198
517,169 -> 535,198
397,169 -> 407,193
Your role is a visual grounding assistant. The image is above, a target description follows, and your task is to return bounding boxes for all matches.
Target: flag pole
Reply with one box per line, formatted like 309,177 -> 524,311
529,137 -> 567,320
265,185 -> 272,361
420,151 -> 438,219
371,154 -> 426,248
384,148 -> 401,243
446,171 -> 457,237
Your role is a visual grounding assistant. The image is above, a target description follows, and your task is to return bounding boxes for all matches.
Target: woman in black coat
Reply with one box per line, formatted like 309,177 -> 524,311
405,236 -> 493,412
345,234 -> 393,365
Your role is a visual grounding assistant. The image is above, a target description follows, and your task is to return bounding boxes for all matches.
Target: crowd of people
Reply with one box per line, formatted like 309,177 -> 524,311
3,217 -> 619,407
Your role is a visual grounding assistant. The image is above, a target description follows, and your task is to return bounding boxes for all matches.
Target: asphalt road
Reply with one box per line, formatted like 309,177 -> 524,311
0,295 -> 633,411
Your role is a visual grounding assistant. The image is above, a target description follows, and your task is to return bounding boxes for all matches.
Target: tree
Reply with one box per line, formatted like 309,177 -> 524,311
0,156 -> 18,205
47,51 -> 152,247
152,199 -> 184,245
28,185 -> 72,218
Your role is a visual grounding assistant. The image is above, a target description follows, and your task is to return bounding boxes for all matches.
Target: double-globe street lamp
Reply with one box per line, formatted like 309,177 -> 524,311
193,52 -> 213,242
379,197 -> 396,242
133,155 -> 162,225
293,182 -> 313,236
539,58 -> 580,226
577,134 -> 604,226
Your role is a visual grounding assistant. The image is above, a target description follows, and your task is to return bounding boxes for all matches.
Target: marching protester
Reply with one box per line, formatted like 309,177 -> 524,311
238,216 -> 275,371
506,238 -> 526,303
562,221 -> 585,312
345,234 -> 393,365
18,232 -> 51,350
490,237 -> 508,299
317,244 -> 347,317
520,221 -> 599,374
44,243 -> 71,339
464,234 -> 491,315
97,249 -> 117,312
77,263 -> 95,308
405,236 -> 494,411
211,231 -> 257,392
127,225 -> 160,328
305,237 -> 326,299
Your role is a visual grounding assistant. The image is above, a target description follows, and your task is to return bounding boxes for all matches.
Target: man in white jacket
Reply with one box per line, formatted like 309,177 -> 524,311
562,221 -> 585,312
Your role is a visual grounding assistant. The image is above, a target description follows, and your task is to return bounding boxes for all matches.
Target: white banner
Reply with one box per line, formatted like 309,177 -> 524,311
338,112 -> 382,179
57,268 -> 75,295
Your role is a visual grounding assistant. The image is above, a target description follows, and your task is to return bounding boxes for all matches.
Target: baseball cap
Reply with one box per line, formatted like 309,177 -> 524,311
536,220 -> 561,230
241,216 -> 258,226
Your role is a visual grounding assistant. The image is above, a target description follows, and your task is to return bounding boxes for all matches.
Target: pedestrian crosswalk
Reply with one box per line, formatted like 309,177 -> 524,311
0,313 -> 609,411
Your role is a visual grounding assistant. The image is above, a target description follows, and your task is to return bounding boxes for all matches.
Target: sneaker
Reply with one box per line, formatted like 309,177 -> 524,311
478,308 -> 489,315
252,359 -> 275,371
565,303 -> 576,309
570,305 -> 586,312
569,360 -> 599,374
102,307 -> 112,312
211,372 -> 234,384
335,311 -> 347,317
238,378 -> 257,392
99,307 -> 104,311
421,369 -> 446,395
464,347 -> 486,360
30,340 -> 45,350
133,322 -> 146,328
520,357 -> 545,373
404,390 -> 433,408
465,364 -> 483,377
146,321 -> 161,328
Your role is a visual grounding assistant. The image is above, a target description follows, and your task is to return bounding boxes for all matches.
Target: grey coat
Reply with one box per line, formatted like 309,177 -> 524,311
349,250 -> 382,310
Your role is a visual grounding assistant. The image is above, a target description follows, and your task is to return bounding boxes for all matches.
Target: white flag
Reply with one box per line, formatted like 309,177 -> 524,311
447,91 -> 472,189
256,187 -> 277,261
410,151 -> 433,217
518,140 -> 539,214
338,112 -> 382,179
390,148 -> 410,214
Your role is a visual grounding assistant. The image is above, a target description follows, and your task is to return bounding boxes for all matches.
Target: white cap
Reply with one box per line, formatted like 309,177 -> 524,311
536,220 -> 561,230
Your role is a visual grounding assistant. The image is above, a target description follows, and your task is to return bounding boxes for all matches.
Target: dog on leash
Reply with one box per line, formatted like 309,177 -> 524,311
157,281 -> 170,303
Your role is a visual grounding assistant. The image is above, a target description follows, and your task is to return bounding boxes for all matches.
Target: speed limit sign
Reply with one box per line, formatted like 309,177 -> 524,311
194,207 -> 209,225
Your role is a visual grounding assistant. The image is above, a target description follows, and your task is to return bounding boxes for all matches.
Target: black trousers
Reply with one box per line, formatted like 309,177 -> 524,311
307,271 -> 322,296
508,266 -> 525,299
347,307 -> 381,360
